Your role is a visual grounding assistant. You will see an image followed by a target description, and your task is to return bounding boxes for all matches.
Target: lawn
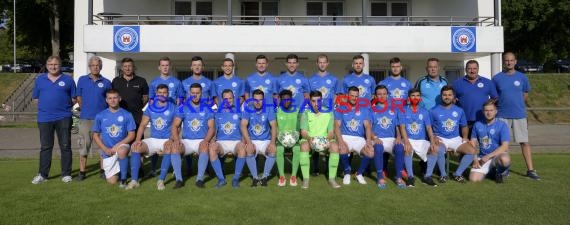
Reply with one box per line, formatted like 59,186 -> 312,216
0,72 -> 30,103
0,154 -> 568,225
527,74 -> 570,124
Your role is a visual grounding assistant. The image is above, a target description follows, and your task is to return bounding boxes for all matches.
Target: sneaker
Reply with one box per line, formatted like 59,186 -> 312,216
302,179 -> 310,189
278,176 -> 286,187
99,169 -> 106,180
125,180 -> 140,190
355,174 -> 367,185
76,172 -> 86,181
195,180 -> 205,188
495,173 -> 504,184
31,174 -> 47,184
173,180 -> 185,189
289,176 -> 298,187
396,178 -> 406,189
422,176 -> 438,187
61,175 -> 73,183
342,174 -> 351,185
232,179 -> 240,188
401,170 -> 408,179
328,179 -> 341,189
214,180 -> 227,189
311,172 -> 320,177
452,175 -> 467,183
157,180 -> 165,191
439,176 -> 448,183
377,179 -> 387,189
406,177 -> 415,187
119,180 -> 127,189
260,177 -> 268,187
527,170 -> 541,180
250,178 -> 259,187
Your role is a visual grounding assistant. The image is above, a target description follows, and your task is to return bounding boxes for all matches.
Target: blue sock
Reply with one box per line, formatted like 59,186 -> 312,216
150,154 -> 158,172
171,153 -> 183,181
130,152 -> 141,181
119,157 -> 128,181
425,153 -> 437,177
196,152 -> 209,181
436,146 -> 448,177
245,154 -> 258,178
159,154 -> 171,181
233,156 -> 246,181
185,155 -> 193,173
373,144 -> 384,180
394,144 -> 404,179
263,155 -> 276,178
357,156 -> 372,175
211,158 -> 225,181
454,154 -> 474,177
340,153 -> 351,174
404,154 -> 414,178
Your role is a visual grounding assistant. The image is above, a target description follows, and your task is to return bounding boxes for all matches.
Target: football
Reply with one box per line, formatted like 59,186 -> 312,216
311,136 -> 329,153
278,130 -> 299,148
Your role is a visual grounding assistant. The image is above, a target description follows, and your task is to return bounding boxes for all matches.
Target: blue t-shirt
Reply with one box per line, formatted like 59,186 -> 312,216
471,119 -> 510,157
342,73 -> 376,100
309,72 -> 340,106
182,75 -> 213,100
214,110 -> 242,141
277,72 -> 310,107
92,108 -> 136,148
397,106 -> 431,140
370,106 -> 399,138
242,110 -> 276,141
149,75 -> 183,104
429,105 -> 467,139
213,75 -> 245,102
76,74 -> 112,120
176,103 -> 214,140
452,76 -> 498,122
334,107 -> 370,137
143,103 -> 177,139
245,72 -> 278,103
492,71 -> 530,119
32,73 -> 77,122
414,75 -> 448,110
379,76 -> 412,101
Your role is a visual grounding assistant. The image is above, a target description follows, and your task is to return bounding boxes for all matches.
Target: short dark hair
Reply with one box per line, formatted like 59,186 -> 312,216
286,54 -> 299,62
375,85 -> 388,93
310,90 -> 323,98
156,84 -> 169,92
252,89 -> 265,98
482,99 -> 498,109
352,55 -> 364,61
279,89 -> 293,98
121,57 -> 135,65
222,89 -> 234,96
389,57 -> 401,64
347,86 -> 360,93
256,54 -> 268,62
191,56 -> 203,64
316,54 -> 328,62
426,57 -> 439,65
466,60 -> 479,68
158,57 -> 170,65
106,89 -> 120,96
222,58 -> 234,65
408,88 -> 420,97
440,85 -> 454,95
190,83 -> 202,91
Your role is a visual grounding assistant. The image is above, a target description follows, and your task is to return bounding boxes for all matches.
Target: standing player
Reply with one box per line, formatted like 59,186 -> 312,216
75,56 -> 111,181
245,55 -> 278,107
414,58 -> 448,110
335,86 -> 373,185
299,90 -> 340,189
342,55 -> 376,100
169,83 -> 215,189
493,52 -> 539,180
277,54 -> 310,108
453,60 -> 497,127
92,89 -> 136,186
213,58 -> 245,106
430,86 -> 477,184
112,58 -> 149,132
379,57 -> 412,103
470,99 -> 511,183
398,88 -> 438,187
275,90 -> 301,186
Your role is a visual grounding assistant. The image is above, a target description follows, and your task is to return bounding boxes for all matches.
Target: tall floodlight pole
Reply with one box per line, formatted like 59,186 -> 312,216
13,0 -> 16,73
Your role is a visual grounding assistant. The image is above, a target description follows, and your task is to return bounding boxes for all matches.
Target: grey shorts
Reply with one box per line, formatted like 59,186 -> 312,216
499,118 -> 529,143
79,119 -> 94,156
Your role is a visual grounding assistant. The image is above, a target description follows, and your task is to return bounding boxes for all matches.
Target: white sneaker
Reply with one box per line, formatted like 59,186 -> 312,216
302,179 -> 310,189
125,180 -> 140,190
157,180 -> 165,191
355,174 -> 367,185
31,174 -> 47,184
343,174 -> 351,185
61,176 -> 72,183
328,179 -> 341,189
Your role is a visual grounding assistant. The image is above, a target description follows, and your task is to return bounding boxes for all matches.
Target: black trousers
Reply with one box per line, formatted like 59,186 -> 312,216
38,117 -> 72,178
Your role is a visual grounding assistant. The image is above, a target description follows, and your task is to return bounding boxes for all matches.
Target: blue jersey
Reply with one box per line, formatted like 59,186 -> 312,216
176,103 -> 214,140
414,75 -> 448,110
143,103 -> 177,139
429,105 -> 467,139
452,76 -> 498,122
245,72 -> 278,103
242,110 -> 276,141
182,75 -> 213,100
471,119 -> 510,157
342,73 -> 376,99
492,71 -> 530,119
309,72 -> 340,105
32,73 -> 77,122
214,110 -> 242,141
213,75 -> 245,101
76,74 -> 112,120
277,72 -> 310,107
149,76 -> 183,104
370,107 -> 399,138
334,107 -> 370,137
92,108 -> 136,148
379,76 -> 412,101
397,106 -> 431,140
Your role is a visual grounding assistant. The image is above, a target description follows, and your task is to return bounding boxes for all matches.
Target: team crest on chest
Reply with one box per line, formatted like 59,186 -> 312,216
326,79 -> 332,84
378,116 -> 392,129
98,83 -> 104,88
392,88 -> 403,98
252,123 -> 265,136
477,82 -> 484,88
347,119 -> 360,132
452,111 -> 458,117
107,124 -> 122,138
222,122 -> 237,135
514,81 -> 521,86
408,122 -> 420,135
117,116 -> 124,122
58,81 -> 65,87
153,117 -> 166,130
357,85 -> 367,97
443,118 -> 456,132
481,136 -> 491,149
318,87 -> 329,98
265,79 -> 271,84
189,118 -> 202,132
489,128 -> 495,135
286,85 -> 298,97
168,83 -> 174,88
232,82 -> 237,87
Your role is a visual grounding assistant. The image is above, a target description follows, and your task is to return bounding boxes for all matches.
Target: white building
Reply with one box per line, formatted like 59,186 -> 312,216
74,0 -> 503,84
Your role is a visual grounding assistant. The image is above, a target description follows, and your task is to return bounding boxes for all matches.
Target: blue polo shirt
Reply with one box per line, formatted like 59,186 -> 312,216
379,76 -> 412,101
242,109 -> 276,141
177,103 -> 214,140
492,71 -> 530,119
32,73 -> 77,122
277,72 -> 310,107
397,106 -> 431,140
342,72 -> 376,99
245,72 -> 278,104
309,72 -> 340,106
429,104 -> 467,139
148,75 -> 183,104
471,119 -> 510,157
92,108 -> 136,149
143,103 -> 177,139
334,106 -> 370,137
370,106 -> 399,138
213,75 -> 245,102
452,75 -> 498,122
76,74 -> 112,120
214,109 -> 242,141
182,75 -> 213,100
414,75 -> 448,110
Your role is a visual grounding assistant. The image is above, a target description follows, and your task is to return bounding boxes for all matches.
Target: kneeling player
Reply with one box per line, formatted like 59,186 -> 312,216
470,99 -> 511,183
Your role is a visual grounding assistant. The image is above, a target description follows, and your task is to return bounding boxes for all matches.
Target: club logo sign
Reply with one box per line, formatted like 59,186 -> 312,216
451,27 -> 476,53
114,26 -> 140,52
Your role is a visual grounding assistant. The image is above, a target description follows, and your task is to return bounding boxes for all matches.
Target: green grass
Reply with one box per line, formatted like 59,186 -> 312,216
527,74 -> 570,123
1,154 -> 568,224
0,121 -> 37,128
0,72 -> 30,103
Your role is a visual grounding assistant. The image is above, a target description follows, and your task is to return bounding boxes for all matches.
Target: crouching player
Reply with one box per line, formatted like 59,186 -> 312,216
470,99 -> 511,183
128,84 -> 179,190
92,89 -> 136,187
276,90 -> 302,187
299,91 -> 340,189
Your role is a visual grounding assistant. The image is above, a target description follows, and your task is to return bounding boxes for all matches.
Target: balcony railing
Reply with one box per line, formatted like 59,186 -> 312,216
93,14 -> 496,27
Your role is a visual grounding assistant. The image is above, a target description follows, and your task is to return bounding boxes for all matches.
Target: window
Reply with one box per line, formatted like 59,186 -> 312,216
391,3 -> 407,16
262,2 -> 279,16
370,70 -> 387,83
307,2 -> 323,16
177,70 -> 216,81
241,1 -> 279,24
444,67 -> 462,83
327,2 -> 343,16
175,1 -> 191,15
306,1 -> 343,16
370,1 -> 408,16
371,2 -> 387,16
196,1 -> 212,15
